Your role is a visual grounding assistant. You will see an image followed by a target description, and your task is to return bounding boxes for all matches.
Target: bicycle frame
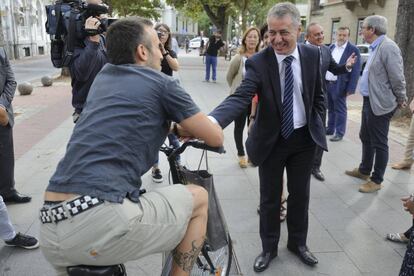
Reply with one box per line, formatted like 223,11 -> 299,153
159,141 -> 231,275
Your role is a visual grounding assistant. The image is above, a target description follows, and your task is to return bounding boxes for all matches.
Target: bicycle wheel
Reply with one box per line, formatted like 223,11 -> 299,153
160,234 -> 232,276
192,233 -> 232,276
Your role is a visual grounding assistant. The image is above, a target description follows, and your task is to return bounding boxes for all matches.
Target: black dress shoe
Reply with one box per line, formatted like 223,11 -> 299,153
2,192 -> 32,204
253,250 -> 278,272
287,244 -> 318,266
326,130 -> 334,135
330,135 -> 343,142
311,168 -> 325,181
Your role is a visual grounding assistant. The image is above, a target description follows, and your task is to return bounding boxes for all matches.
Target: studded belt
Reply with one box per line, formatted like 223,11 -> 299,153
40,195 -> 104,224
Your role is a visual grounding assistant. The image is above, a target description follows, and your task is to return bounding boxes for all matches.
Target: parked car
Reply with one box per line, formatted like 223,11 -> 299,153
357,44 -> 369,74
189,37 -> 209,49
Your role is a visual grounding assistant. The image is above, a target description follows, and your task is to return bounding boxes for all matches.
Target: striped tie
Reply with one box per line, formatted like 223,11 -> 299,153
281,55 -> 295,139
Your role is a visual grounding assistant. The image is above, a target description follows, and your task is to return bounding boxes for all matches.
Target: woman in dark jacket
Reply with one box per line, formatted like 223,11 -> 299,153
151,23 -> 180,183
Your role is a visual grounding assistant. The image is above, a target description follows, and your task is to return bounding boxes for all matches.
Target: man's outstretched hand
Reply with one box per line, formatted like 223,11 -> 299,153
346,52 -> 357,70
0,106 -> 9,126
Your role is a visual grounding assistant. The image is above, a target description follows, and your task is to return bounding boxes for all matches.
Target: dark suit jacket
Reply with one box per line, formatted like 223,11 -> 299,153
319,45 -> 348,106
328,42 -> 361,95
0,48 -> 16,127
210,44 -> 327,166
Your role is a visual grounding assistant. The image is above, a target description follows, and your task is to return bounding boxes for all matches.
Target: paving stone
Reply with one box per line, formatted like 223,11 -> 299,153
330,228 -> 403,274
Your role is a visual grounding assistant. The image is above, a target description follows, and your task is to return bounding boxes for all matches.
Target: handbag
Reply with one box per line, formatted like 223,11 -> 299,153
180,152 -> 229,251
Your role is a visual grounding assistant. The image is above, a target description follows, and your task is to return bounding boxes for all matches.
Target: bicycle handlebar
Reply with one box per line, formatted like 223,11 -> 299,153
165,140 -> 225,161
186,141 -> 225,154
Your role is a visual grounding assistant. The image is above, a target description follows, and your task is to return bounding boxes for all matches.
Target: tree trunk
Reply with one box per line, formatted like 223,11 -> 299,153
241,0 -> 248,33
395,0 -> 414,117
203,4 -> 229,40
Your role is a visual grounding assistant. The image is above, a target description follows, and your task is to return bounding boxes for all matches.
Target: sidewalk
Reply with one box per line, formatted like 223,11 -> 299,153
1,53 -> 413,276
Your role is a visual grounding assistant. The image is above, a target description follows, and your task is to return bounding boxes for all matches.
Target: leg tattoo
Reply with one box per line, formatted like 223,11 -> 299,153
172,237 -> 205,272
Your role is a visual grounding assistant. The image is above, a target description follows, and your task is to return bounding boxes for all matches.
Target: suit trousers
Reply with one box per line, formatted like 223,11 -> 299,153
258,126 -> 316,252
359,97 -> 395,184
313,108 -> 327,170
327,81 -> 347,137
0,124 -> 15,197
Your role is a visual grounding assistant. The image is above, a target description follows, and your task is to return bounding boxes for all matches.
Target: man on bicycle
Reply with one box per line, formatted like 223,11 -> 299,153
40,17 -> 223,276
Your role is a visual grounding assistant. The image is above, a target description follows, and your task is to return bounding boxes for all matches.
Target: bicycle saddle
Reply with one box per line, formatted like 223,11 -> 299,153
67,264 -> 126,276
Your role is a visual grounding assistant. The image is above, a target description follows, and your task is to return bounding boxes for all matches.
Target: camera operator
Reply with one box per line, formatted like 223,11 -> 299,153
70,0 -> 107,123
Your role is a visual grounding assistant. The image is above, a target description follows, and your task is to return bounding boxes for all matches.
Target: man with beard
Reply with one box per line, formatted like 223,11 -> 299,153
40,17 -> 223,276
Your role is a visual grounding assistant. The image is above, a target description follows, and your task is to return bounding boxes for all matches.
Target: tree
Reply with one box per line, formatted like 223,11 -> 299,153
231,0 -> 296,34
106,0 -> 162,19
166,0 -> 233,40
395,0 -> 414,113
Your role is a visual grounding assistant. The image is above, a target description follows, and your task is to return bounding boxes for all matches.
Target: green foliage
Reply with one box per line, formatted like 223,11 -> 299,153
232,0 -> 297,31
197,12 -> 213,36
166,0 -> 298,39
167,0 -> 234,39
107,0 -> 162,19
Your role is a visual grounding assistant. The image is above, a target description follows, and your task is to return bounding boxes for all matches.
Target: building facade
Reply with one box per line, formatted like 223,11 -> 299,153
308,0 -> 397,45
0,0 -> 50,60
159,2 -> 198,46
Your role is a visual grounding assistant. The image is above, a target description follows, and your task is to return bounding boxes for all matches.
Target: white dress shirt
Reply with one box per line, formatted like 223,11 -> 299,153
325,41 -> 348,81
274,47 -> 307,129
208,46 -> 307,129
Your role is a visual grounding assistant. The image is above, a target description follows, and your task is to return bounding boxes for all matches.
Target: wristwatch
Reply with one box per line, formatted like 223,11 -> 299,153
249,115 -> 256,120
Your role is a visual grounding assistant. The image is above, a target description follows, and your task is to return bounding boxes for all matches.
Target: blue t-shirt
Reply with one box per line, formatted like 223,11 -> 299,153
47,63 -> 200,203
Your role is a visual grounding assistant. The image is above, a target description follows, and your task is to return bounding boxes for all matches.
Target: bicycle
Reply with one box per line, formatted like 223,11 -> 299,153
66,140 -> 233,276
160,140 -> 233,276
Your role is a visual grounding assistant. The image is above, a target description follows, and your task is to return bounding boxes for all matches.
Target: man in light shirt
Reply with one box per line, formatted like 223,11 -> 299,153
325,26 -> 361,142
345,15 -> 407,193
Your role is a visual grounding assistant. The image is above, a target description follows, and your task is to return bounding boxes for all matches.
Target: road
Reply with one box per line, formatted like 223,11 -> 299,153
10,55 -> 60,84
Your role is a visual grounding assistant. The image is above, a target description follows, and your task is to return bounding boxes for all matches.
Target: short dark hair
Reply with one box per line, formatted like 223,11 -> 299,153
305,22 -> 321,36
260,23 -> 268,40
338,26 -> 350,35
106,17 -> 153,65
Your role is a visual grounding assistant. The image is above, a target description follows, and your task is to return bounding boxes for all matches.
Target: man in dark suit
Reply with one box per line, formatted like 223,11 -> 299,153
305,23 -> 358,182
209,2 -> 326,272
0,47 -> 31,204
325,27 -> 361,142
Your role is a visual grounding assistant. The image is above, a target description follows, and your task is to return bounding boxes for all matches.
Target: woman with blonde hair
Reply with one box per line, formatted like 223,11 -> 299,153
226,26 -> 261,168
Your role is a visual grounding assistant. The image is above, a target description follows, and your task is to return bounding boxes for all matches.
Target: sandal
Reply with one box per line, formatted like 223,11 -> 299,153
280,199 -> 287,222
386,233 -> 409,243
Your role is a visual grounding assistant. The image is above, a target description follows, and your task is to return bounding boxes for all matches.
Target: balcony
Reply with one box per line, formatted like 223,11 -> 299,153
344,0 -> 386,10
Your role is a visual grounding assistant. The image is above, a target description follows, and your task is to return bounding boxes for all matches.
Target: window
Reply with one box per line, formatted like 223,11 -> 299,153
356,18 -> 366,44
176,17 -> 178,32
331,20 -> 340,44
23,47 -> 30,56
